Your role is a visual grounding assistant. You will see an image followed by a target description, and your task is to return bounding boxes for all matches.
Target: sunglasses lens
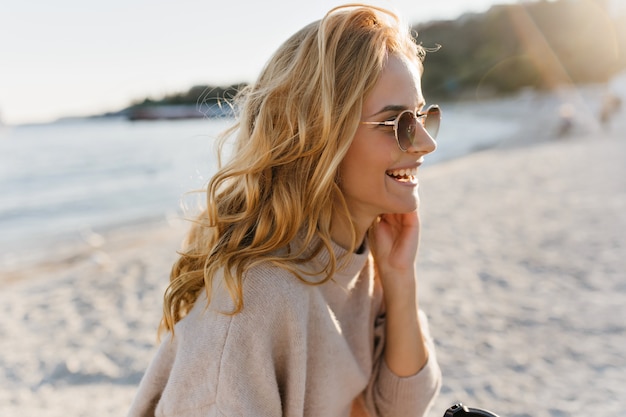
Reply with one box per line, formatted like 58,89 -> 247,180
424,106 -> 441,139
397,111 -> 417,150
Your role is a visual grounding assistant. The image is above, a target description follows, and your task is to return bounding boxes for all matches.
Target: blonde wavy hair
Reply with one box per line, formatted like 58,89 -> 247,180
160,4 -> 426,336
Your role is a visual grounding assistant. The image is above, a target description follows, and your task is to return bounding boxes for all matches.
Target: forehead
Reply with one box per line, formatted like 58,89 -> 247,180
363,54 -> 424,115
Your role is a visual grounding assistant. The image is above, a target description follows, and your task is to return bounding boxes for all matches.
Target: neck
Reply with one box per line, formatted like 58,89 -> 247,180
330,211 -> 370,253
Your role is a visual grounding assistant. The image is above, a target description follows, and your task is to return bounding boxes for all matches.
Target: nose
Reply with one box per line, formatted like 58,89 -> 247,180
406,125 -> 437,155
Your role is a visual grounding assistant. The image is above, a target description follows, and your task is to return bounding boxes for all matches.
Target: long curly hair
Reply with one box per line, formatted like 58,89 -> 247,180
160,4 -> 426,336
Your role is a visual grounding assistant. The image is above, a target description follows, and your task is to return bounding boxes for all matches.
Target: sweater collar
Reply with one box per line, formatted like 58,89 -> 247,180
289,231 -> 370,288
320,238 -> 369,277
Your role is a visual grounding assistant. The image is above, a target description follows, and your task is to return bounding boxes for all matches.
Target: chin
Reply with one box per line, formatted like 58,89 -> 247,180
384,199 -> 419,214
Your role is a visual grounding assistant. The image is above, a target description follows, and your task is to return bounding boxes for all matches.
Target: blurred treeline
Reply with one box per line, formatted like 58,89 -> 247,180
127,0 -> 625,110
129,84 -> 245,109
415,0 -> 626,100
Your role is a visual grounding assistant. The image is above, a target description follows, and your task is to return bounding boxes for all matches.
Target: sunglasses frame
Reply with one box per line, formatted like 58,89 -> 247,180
361,104 -> 441,151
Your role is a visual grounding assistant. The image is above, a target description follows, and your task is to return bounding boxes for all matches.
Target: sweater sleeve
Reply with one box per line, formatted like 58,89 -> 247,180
360,309 -> 442,417
127,333 -> 176,417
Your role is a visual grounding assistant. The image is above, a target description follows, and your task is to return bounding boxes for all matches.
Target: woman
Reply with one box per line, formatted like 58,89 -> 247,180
129,4 -> 442,417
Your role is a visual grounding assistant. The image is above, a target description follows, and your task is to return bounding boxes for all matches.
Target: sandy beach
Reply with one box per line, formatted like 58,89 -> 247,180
420,132 -> 626,416
1,97 -> 625,416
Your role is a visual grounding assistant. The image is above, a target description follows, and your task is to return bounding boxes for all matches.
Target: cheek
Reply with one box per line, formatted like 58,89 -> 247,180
339,131 -> 392,189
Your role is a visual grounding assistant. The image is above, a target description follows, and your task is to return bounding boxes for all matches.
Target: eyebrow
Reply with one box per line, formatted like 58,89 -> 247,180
370,101 -> 426,117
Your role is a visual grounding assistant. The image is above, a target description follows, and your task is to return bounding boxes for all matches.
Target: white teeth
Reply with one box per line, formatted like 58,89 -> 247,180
386,167 -> 419,184
387,167 -> 418,177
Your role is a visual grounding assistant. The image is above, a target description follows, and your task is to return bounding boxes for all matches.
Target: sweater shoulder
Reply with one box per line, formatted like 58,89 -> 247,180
241,262 -> 318,309
154,263 -> 314,416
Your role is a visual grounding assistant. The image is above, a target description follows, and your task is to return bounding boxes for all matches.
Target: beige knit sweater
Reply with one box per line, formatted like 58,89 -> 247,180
128,239 -> 441,417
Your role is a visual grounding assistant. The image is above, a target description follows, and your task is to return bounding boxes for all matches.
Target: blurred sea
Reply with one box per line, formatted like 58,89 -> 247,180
0,107 -> 529,267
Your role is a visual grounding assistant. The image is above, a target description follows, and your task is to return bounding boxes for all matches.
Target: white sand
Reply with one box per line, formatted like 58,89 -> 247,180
420,134 -> 626,416
1,98 -> 625,416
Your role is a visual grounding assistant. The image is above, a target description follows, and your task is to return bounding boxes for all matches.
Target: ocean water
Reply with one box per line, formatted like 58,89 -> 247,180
0,108 -> 519,266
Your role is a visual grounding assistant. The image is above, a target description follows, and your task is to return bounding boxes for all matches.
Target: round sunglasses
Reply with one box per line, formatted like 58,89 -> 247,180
361,104 -> 441,151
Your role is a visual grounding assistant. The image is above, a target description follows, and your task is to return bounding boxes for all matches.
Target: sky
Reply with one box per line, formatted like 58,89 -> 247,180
0,0 -> 521,125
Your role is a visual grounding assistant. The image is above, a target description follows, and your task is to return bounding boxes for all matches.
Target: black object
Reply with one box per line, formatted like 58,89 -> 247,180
444,403 -> 501,417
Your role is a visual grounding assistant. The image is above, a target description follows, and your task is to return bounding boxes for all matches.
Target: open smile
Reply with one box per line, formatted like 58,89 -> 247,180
385,167 -> 419,185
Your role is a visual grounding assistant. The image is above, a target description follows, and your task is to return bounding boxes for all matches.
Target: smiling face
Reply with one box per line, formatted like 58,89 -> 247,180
336,54 -> 437,235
